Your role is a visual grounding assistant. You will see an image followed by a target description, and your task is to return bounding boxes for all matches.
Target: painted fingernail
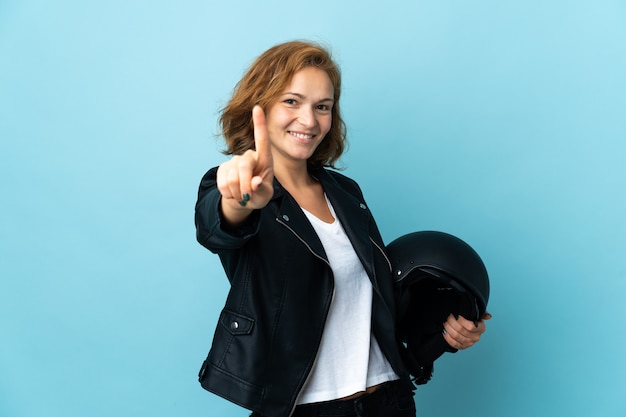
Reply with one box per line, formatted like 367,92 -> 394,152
238,200 -> 247,207
242,193 -> 250,202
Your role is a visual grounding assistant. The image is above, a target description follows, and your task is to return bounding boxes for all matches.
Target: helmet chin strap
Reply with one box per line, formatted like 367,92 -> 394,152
400,331 -> 453,385
397,275 -> 478,385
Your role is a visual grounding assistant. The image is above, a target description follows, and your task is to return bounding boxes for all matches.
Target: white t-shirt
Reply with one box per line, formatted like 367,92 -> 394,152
297,196 -> 398,405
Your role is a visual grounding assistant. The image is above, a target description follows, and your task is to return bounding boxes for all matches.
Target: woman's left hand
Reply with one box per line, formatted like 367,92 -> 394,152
442,312 -> 492,350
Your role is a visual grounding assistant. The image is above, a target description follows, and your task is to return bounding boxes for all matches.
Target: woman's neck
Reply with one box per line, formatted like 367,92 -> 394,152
273,159 -> 314,190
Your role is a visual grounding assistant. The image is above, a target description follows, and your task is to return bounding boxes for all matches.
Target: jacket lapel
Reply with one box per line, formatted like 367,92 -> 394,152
317,171 -> 377,281
269,180 -> 328,263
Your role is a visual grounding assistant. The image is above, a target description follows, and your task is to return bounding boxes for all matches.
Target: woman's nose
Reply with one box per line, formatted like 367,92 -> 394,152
297,106 -> 316,128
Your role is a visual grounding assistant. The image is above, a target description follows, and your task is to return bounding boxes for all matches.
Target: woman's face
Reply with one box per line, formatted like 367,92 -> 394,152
265,67 -> 334,167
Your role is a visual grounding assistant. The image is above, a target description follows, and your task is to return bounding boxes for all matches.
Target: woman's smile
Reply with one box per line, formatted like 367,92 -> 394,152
289,130 -> 316,142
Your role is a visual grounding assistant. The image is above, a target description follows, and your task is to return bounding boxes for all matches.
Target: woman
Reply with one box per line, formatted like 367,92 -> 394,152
195,40 -> 488,417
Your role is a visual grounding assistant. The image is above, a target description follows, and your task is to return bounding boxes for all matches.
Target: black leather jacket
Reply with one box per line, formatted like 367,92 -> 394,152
195,166 -> 409,417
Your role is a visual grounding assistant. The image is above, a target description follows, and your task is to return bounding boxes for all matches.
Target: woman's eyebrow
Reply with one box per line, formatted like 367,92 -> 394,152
282,92 -> 334,102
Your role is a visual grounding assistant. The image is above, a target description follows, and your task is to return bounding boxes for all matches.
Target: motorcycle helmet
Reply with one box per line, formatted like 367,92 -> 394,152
386,231 -> 490,384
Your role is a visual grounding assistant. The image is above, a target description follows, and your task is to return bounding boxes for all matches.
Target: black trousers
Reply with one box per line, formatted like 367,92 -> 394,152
251,379 -> 416,417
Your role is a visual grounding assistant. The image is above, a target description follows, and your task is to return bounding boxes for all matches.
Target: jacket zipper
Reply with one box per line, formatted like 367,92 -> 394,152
367,235 -> 394,311
370,236 -> 393,273
276,216 -> 335,417
276,217 -> 332,268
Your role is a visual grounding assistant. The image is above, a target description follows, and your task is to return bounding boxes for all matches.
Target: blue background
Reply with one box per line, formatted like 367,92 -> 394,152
1,1 -> 625,416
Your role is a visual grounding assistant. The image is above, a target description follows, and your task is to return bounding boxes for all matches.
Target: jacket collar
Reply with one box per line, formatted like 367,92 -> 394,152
268,169 -> 376,279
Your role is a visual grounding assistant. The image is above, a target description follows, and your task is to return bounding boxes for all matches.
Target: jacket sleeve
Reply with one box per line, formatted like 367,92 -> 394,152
194,167 -> 261,253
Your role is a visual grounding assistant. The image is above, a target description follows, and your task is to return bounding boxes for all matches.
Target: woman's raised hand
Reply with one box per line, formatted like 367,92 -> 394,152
217,105 -> 274,225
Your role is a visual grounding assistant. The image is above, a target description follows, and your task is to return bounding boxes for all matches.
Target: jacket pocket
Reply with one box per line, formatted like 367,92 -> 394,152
218,309 -> 255,335
205,309 -> 259,379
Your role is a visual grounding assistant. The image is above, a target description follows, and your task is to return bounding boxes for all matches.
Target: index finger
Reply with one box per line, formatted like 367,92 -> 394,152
252,105 -> 272,170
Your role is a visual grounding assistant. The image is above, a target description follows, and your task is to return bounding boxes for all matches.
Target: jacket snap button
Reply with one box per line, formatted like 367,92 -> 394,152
231,321 -> 239,330
282,214 -> 290,221
359,203 -> 367,209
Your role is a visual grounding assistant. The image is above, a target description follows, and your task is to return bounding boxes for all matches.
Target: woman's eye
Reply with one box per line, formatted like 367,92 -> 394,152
317,104 -> 331,111
284,99 -> 297,105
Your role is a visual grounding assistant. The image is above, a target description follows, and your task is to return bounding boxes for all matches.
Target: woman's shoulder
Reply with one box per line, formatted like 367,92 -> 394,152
316,168 -> 364,198
318,167 -> 359,187
198,166 -> 220,189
